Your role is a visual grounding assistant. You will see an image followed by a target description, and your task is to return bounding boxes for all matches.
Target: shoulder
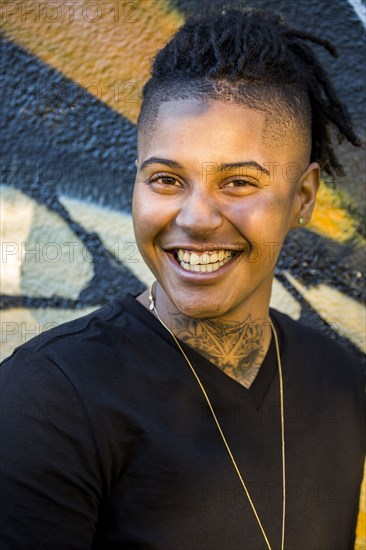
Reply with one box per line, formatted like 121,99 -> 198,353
0,296 -> 147,449
270,308 -> 365,386
1,295 -> 142,366
0,296 -> 143,391
2,302 -> 117,357
0,293 -> 158,400
270,308 -> 366,436
271,308 -> 363,359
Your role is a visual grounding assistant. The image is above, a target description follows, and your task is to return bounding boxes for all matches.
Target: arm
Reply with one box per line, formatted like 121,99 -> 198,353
0,349 -> 102,550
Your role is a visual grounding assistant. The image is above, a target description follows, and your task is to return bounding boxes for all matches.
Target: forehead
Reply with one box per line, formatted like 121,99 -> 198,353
138,98 -> 309,168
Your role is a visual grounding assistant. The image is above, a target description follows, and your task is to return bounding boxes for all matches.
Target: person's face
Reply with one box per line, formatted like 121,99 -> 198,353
133,98 -> 319,321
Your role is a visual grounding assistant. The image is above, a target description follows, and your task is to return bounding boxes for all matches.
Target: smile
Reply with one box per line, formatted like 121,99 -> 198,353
174,249 -> 238,273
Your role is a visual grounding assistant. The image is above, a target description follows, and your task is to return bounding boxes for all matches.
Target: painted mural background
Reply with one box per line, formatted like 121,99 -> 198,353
1,0 -> 365,545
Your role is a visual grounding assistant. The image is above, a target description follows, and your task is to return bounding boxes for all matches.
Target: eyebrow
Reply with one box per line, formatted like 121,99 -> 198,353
139,157 -> 184,171
139,157 -> 270,177
218,161 -> 270,177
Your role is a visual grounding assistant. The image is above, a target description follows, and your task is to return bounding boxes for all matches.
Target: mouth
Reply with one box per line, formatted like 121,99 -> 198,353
170,248 -> 242,273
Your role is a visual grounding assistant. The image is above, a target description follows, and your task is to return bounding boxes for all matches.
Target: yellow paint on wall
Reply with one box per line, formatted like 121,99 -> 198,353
309,181 -> 359,242
355,461 -> 366,550
0,0 -> 183,123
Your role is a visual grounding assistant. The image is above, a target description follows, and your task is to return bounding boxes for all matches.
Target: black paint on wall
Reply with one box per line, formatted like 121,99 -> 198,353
1,36 -> 137,212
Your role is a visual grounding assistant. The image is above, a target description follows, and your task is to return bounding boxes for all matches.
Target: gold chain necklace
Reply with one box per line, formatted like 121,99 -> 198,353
148,283 -> 286,550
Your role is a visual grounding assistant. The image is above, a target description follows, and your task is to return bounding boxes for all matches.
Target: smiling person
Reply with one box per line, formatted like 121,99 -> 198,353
1,8 -> 365,550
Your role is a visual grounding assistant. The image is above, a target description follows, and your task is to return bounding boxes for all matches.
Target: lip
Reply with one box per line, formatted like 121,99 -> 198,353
164,248 -> 243,281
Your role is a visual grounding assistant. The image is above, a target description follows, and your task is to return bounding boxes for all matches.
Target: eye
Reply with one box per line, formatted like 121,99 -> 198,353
145,174 -> 182,187
223,179 -> 258,188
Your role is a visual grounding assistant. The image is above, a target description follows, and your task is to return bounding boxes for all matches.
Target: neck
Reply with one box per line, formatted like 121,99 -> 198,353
167,311 -> 271,388
141,283 -> 272,389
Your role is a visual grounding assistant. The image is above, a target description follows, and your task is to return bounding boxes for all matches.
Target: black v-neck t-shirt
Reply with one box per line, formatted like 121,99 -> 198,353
1,294 -> 365,550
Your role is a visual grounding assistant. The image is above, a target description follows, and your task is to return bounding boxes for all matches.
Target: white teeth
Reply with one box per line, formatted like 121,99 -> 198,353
175,248 -> 237,273
190,253 -> 200,265
181,261 -> 191,271
176,249 -> 233,265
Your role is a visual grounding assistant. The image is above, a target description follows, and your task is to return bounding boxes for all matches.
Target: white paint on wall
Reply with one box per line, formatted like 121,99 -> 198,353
59,196 -> 155,288
1,185 -> 34,294
270,278 -> 302,320
347,0 -> 366,27
1,186 -> 94,299
285,271 -> 366,351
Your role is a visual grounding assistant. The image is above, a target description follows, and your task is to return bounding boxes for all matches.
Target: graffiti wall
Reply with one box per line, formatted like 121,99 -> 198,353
1,0 -> 365,544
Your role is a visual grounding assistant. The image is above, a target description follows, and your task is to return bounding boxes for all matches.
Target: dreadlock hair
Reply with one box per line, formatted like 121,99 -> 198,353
138,8 -> 361,178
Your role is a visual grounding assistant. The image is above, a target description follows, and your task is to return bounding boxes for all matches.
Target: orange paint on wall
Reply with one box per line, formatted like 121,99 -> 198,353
1,0 -> 183,123
309,181 -> 359,242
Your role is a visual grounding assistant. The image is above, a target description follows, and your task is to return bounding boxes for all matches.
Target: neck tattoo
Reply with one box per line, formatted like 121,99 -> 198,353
168,314 -> 270,388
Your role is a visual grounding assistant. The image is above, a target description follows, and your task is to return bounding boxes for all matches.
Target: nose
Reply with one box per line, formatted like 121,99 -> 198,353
174,188 -> 223,237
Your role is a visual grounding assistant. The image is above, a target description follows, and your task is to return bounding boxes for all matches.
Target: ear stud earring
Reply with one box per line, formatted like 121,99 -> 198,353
298,217 -> 305,225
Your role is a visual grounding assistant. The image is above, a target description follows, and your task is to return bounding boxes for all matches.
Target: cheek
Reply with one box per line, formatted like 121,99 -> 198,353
228,198 -> 289,268
132,186 -> 171,247
132,188 -> 149,244
229,194 -> 290,239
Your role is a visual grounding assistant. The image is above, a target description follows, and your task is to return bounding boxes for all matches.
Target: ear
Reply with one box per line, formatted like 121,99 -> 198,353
291,162 -> 320,229
134,159 -> 138,168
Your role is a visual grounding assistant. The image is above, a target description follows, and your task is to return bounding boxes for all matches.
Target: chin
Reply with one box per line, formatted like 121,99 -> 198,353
169,292 -> 230,320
